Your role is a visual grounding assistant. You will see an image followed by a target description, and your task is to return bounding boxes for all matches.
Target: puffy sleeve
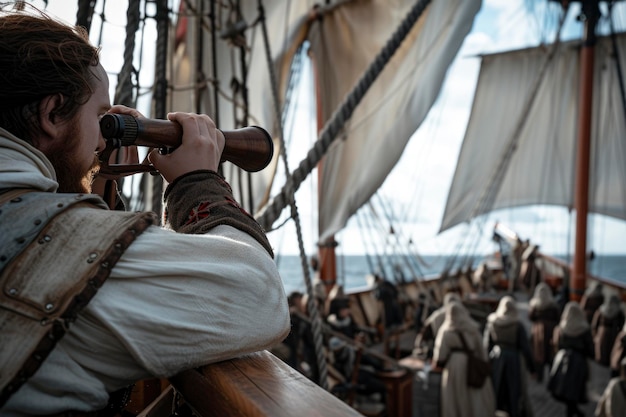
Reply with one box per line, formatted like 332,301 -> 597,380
66,224 -> 290,380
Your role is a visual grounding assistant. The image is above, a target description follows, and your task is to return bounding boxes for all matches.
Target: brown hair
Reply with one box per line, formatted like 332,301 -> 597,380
0,8 -> 101,142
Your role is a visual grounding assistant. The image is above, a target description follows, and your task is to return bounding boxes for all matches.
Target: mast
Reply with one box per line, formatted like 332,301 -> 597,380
312,52 -> 338,292
570,0 -> 600,301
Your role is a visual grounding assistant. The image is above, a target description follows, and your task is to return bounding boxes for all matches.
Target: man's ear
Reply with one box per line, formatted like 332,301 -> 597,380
36,93 -> 66,150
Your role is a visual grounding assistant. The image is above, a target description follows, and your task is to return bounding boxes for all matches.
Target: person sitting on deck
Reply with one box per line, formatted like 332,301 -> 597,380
412,291 -> 461,360
327,336 -> 387,409
547,301 -> 594,417
484,295 -> 535,417
326,296 -> 386,371
528,282 -> 560,382
591,293 -> 626,367
595,356 -> 626,417
327,296 -> 378,345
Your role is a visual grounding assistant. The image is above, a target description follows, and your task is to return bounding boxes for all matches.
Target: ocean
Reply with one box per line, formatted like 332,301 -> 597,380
275,253 -> 626,296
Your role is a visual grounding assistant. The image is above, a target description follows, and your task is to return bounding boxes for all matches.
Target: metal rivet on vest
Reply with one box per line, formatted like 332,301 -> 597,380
40,318 -> 48,326
101,261 -> 109,269
10,197 -> 21,203
115,242 -> 122,250
8,288 -> 18,296
45,303 -> 54,311
43,235 -> 51,242
34,219 -> 42,225
87,252 -> 98,263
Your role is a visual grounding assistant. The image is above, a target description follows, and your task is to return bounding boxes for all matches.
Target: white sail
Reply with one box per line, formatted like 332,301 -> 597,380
440,33 -> 626,232
308,0 -> 481,242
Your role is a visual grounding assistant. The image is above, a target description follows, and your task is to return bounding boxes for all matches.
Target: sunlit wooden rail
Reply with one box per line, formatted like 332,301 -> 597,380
168,351 -> 364,417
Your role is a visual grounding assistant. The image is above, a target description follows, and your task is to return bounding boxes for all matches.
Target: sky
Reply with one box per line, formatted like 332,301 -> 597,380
27,0 -> 626,257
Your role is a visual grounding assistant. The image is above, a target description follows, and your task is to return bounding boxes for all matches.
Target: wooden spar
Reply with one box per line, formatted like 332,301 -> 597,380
571,0 -> 599,301
311,49 -> 338,292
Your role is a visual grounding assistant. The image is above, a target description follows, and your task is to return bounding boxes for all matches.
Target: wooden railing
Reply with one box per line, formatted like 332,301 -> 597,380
162,351 -> 364,417
538,252 -> 626,299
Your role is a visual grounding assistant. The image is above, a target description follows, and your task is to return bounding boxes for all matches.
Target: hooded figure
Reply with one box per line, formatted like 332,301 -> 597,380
528,282 -> 560,381
433,301 -> 496,417
609,321 -> 626,378
580,281 -> 604,323
595,357 -> 626,417
413,292 -> 461,359
484,296 -> 535,417
591,294 -> 625,366
548,301 -> 594,417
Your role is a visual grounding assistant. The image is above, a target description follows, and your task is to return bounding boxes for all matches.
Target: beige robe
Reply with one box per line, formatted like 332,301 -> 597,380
433,302 -> 496,417
595,377 -> 626,417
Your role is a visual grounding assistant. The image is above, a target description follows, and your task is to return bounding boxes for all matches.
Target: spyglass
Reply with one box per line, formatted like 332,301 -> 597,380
99,113 -> 274,176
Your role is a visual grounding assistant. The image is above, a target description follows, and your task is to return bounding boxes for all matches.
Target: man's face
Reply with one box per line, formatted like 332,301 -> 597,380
47,64 -> 110,193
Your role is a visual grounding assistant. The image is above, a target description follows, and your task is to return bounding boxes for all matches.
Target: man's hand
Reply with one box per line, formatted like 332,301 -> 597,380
148,112 -> 225,183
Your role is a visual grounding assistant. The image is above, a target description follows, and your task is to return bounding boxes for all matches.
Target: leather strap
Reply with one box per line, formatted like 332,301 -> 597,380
0,192 -> 156,407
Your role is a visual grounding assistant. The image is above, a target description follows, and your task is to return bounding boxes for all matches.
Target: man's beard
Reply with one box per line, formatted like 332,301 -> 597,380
44,124 -> 101,194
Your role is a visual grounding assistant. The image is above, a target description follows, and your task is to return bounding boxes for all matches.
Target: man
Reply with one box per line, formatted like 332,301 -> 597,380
0,8 -> 289,416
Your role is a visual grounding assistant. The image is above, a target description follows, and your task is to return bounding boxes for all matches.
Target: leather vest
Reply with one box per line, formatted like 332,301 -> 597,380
0,190 -> 157,406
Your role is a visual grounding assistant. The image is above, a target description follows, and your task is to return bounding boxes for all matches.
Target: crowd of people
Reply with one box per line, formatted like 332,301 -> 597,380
275,253 -> 626,417
409,280 -> 626,417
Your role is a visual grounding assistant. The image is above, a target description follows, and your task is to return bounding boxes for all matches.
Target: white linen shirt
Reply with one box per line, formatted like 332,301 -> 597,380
0,130 -> 290,416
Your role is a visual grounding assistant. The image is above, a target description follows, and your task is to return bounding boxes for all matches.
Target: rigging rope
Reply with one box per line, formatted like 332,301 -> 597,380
256,0 -> 329,390
76,0 -> 96,33
114,0 -> 140,107
256,0 -> 433,231
151,0 -> 170,216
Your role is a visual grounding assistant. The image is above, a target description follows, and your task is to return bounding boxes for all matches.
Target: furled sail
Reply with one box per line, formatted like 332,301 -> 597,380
440,33 -> 626,232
